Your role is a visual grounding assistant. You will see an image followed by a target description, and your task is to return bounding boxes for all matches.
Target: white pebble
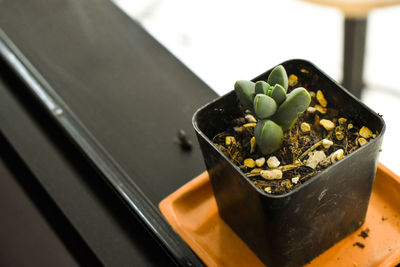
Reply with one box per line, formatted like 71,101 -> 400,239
322,139 -> 333,149
255,157 -> 266,167
307,107 -> 316,113
331,149 -> 344,163
291,177 -> 300,184
305,150 -> 326,169
267,156 -> 280,168
245,114 -> 257,123
264,187 -> 272,193
260,169 -> 283,180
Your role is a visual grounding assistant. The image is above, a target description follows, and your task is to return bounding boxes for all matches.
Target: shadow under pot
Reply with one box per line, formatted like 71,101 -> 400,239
192,59 -> 385,267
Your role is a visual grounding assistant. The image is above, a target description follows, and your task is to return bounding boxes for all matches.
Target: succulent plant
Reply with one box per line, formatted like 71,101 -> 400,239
234,65 -> 311,154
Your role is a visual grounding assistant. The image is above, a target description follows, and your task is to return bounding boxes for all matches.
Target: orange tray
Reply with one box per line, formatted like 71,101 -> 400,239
159,163 -> 400,267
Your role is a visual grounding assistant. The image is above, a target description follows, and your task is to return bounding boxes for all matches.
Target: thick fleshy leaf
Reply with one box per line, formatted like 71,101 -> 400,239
267,65 -> 288,91
234,80 -> 255,109
253,94 -> 277,119
272,87 -> 311,131
270,84 -> 286,105
255,81 -> 271,95
254,120 -> 283,154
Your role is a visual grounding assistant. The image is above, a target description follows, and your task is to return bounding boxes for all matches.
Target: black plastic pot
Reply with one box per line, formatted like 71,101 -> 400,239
192,59 -> 385,267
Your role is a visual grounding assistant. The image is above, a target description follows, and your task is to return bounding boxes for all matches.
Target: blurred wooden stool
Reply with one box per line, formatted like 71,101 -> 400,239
303,0 -> 400,98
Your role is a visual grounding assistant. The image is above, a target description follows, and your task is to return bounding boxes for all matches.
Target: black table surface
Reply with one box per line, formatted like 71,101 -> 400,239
0,137 -> 81,267
0,0 -> 218,266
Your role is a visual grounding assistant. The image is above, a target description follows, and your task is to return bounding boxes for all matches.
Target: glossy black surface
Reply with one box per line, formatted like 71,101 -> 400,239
0,136 -> 83,267
0,0 -> 216,204
0,29 -> 204,266
193,59 -> 385,267
0,0 -> 217,265
0,56 -> 177,267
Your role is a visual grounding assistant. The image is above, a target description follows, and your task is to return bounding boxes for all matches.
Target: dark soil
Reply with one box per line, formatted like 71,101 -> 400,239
353,242 -> 365,249
359,228 -> 370,239
212,76 -> 379,195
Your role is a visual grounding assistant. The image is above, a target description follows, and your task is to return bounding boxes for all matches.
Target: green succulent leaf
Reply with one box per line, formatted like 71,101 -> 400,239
272,87 -> 311,131
267,65 -> 288,91
253,94 -> 278,119
254,120 -> 283,154
234,80 -> 255,110
255,81 -> 271,95
270,84 -> 286,105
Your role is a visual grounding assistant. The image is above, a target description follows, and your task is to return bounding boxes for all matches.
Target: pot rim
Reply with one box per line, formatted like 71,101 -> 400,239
192,58 -> 386,198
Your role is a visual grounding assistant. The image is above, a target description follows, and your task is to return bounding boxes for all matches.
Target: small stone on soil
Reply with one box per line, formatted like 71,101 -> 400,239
320,119 -> 335,131
322,139 -> 333,149
305,150 -> 327,169
331,149 -> 344,163
260,169 -> 283,180
244,158 -> 256,168
316,90 -> 328,107
307,106 -> 316,113
243,122 -> 256,128
360,126 -> 373,139
255,157 -> 266,167
358,138 -> 368,146
301,122 -> 311,133
267,156 -> 281,168
264,186 -> 272,193
245,114 -> 257,123
315,105 -> 327,114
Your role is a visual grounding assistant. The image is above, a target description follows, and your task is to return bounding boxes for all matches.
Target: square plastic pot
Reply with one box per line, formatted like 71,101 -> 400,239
192,59 -> 385,267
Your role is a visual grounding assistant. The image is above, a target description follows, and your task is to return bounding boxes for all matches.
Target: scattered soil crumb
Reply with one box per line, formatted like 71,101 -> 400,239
353,242 -> 365,249
358,228 -> 370,239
